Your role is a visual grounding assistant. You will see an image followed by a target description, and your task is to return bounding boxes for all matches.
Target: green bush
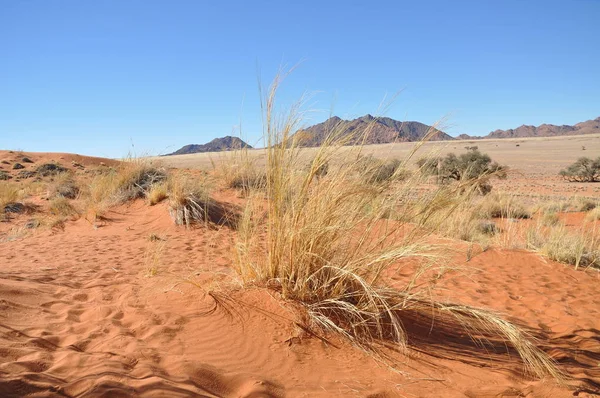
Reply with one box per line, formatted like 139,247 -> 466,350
418,150 -> 507,195
559,157 -> 600,182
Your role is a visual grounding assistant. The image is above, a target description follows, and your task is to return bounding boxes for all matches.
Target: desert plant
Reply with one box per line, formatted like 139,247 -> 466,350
585,207 -> 600,222
36,162 -> 68,177
419,150 -> 507,195
49,172 -> 79,199
83,160 -> 167,221
0,182 -> 21,210
527,223 -> 599,269
168,174 -> 237,228
147,182 -> 168,205
359,156 -> 405,184
49,197 -> 79,218
113,160 -> 167,202
475,194 -> 531,219
559,157 -> 600,182
540,211 -> 561,226
231,72 -> 560,380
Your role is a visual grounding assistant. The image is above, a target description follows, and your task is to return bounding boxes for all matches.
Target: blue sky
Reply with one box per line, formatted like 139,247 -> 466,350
1,0 -> 599,158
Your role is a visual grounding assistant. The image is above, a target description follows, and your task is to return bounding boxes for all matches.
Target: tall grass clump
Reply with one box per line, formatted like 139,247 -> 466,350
475,193 -> 531,219
168,174 -> 237,228
232,72 -> 561,380
84,159 -> 167,220
527,222 -> 600,269
586,207 -> 600,222
212,149 -> 267,195
0,182 -> 21,210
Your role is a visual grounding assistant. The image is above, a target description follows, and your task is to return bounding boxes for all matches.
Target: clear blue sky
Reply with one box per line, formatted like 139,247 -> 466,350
1,0 -> 599,158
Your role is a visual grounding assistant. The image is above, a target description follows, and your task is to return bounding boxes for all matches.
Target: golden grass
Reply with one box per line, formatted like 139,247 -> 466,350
475,193 -> 531,219
147,182 -> 168,205
231,71 -> 561,380
0,181 -> 21,209
167,173 -> 236,228
144,240 -> 166,277
49,197 -> 79,218
84,159 -> 167,221
585,207 -> 600,222
527,222 -> 600,269
212,149 -> 266,194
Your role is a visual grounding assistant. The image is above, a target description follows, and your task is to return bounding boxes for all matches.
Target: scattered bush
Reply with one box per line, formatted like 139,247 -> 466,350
559,157 -> 600,182
419,150 -> 507,195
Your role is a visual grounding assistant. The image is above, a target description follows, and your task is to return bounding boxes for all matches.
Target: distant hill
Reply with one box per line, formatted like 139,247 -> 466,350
459,116 -> 600,140
293,115 -> 453,147
166,136 -> 252,156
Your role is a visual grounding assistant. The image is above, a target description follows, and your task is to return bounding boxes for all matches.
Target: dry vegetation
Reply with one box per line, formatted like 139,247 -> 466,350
5,84 -> 600,389
228,73 -> 561,380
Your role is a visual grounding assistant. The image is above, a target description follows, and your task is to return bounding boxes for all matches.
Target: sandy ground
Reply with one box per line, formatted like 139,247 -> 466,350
1,149 -> 600,397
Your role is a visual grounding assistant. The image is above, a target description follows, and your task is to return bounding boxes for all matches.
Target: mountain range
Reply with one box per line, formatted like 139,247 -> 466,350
166,136 -> 252,156
166,116 -> 600,155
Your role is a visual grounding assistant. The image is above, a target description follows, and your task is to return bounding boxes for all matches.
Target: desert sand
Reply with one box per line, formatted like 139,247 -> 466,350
1,145 -> 599,397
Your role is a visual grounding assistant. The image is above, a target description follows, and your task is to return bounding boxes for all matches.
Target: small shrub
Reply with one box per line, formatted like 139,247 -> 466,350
50,172 -> 79,199
0,171 -> 11,181
419,150 -> 507,195
36,163 -> 68,177
559,157 -> 600,182
360,156 -> 405,184
114,162 -> 167,202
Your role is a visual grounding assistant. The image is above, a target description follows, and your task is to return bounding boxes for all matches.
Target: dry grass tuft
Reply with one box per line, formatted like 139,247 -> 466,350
540,211 -> 561,226
527,222 -> 600,269
49,197 -> 79,219
0,182 -> 21,210
144,240 -> 166,277
231,71 -> 561,381
84,159 -> 167,221
147,182 -> 168,205
49,172 -> 79,199
168,174 -> 238,228
585,207 -> 600,222
213,150 -> 267,194
476,194 -> 531,219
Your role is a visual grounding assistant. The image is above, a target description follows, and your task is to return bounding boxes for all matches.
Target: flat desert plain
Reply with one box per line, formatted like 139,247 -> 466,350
0,135 -> 599,398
